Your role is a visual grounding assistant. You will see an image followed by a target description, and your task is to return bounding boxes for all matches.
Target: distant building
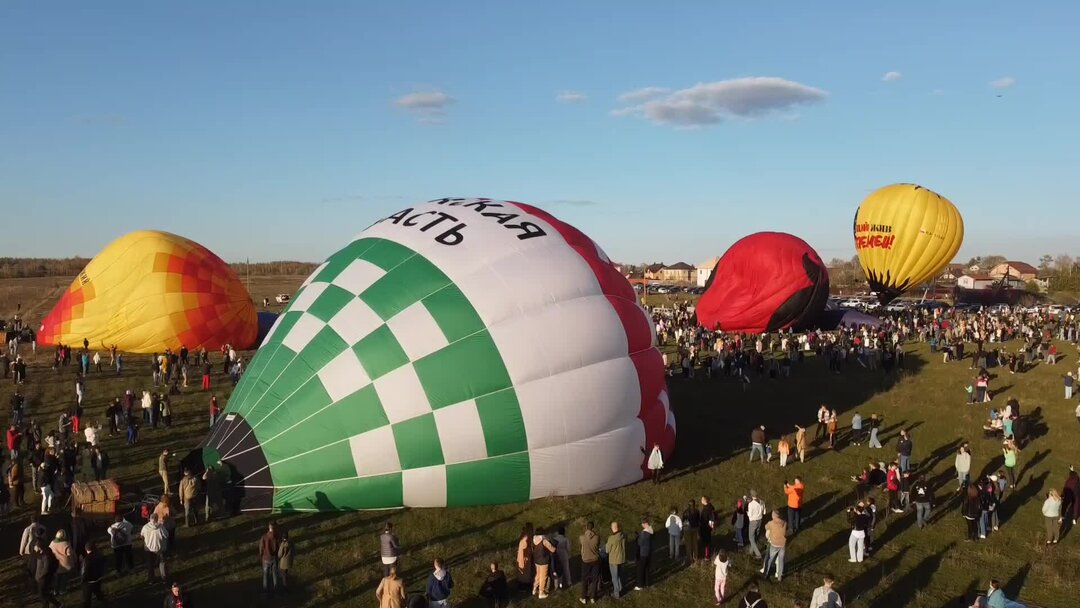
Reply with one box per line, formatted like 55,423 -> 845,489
696,257 -> 720,287
643,264 -> 666,280
659,262 -> 694,284
939,263 -> 965,282
989,261 -> 1038,282
957,274 -> 995,290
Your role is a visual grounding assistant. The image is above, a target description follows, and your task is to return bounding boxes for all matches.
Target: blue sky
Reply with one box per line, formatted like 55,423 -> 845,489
2,2 -> 1077,265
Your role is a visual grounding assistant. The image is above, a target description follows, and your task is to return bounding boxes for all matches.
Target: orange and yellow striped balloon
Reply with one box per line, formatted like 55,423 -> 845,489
38,231 -> 258,353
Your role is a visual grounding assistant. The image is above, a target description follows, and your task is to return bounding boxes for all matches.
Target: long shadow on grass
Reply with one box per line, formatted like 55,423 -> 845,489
663,353 -> 927,476
842,544 -> 911,605
868,542 -> 954,608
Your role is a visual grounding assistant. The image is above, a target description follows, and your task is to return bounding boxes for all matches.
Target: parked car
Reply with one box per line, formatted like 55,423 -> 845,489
275,293 -> 292,304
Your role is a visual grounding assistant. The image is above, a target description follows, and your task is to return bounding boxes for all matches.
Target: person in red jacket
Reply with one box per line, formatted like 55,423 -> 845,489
209,396 -> 221,428
6,425 -> 22,460
886,463 -> 902,513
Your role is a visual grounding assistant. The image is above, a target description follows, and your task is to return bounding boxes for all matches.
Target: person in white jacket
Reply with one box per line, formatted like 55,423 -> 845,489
665,506 -> 683,560
810,574 -> 843,607
140,514 -> 168,583
955,446 -> 972,491
646,443 -> 664,484
747,492 -> 767,559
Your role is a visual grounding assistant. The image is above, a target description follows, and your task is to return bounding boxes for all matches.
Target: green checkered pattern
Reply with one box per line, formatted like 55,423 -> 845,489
224,237 -> 530,510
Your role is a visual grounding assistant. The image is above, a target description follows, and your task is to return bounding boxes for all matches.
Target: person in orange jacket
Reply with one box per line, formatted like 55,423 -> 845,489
784,476 -> 805,535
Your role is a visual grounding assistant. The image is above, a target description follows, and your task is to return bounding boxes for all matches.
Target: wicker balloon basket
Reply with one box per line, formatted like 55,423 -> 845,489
70,479 -> 122,516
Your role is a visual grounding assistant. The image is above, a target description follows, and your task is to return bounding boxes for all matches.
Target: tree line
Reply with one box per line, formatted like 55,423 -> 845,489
0,258 -> 318,279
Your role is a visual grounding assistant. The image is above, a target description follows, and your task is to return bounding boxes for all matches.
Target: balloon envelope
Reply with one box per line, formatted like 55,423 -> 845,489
38,231 -> 258,353
198,198 -> 674,511
854,184 -> 963,303
697,232 -> 829,334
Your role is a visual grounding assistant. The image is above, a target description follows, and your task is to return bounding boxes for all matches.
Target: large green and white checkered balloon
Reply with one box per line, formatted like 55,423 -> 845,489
201,199 -> 675,511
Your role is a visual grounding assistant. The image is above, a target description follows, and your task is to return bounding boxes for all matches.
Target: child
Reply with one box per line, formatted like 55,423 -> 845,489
712,549 -> 729,605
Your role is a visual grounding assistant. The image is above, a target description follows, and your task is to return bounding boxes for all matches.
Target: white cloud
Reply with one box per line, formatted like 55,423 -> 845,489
393,90 -> 455,123
990,76 -> 1016,90
882,71 -> 902,82
617,87 -> 671,104
556,91 -> 588,104
612,77 -> 827,128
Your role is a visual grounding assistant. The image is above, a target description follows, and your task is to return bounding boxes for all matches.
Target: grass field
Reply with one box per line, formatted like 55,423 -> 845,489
1,278 -> 1078,608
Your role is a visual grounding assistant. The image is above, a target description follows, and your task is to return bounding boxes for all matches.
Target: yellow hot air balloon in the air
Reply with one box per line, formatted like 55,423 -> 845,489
853,183 -> 964,303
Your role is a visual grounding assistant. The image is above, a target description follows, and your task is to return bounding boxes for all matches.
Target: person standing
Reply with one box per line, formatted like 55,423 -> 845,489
32,540 -> 62,608
260,522 -> 281,593
203,465 -> 222,522
81,542 -> 107,607
141,513 -> 168,583
606,522 -> 627,599
579,521 -> 601,604
646,443 -> 664,484
107,514 -> 135,575
7,457 -> 24,507
795,424 -> 807,463
633,518 -> 654,591
784,478 -> 805,534
553,526 -> 572,590
750,426 -> 766,463
20,514 -> 46,581
699,496 -> 717,559
955,445 -> 972,491
851,412 -> 863,446
278,530 -> 293,592
911,475 -> 934,528
810,574 -> 843,608
49,530 -> 75,595
747,491 -> 766,559
712,549 -> 730,605
376,565 -> 407,608
426,558 -> 454,608
479,563 -> 509,608
664,506 -> 683,560
848,502 -> 870,562
815,405 -> 829,442
158,448 -> 171,495
742,582 -> 767,608
868,414 -> 883,449
202,360 -> 212,391
178,469 -> 198,527
380,522 -> 401,577
897,430 -> 913,473
760,511 -> 787,582
1043,490 -> 1063,545
1002,441 -> 1019,487
778,436 -> 791,468
163,582 -> 191,608
530,527 -> 556,598
682,500 -> 701,562
962,486 -> 981,541
209,395 -> 221,428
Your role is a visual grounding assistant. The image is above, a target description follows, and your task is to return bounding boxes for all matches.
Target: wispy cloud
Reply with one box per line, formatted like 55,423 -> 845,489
612,77 -> 827,128
990,76 -> 1016,90
556,91 -> 588,104
929,89 -> 945,96
881,71 -> 902,82
394,90 -> 455,124
617,87 -> 670,104
74,113 -> 127,126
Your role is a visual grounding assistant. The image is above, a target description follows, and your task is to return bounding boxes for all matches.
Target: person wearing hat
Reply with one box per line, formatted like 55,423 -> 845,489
1066,372 -> 1074,400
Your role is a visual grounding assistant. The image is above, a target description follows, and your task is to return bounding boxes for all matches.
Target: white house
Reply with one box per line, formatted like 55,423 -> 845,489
957,274 -> 995,290
696,257 -> 720,287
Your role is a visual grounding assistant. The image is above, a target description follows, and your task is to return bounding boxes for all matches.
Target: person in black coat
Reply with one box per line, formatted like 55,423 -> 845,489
81,542 -> 107,606
478,562 -> 509,608
164,581 -> 192,608
698,496 -> 716,560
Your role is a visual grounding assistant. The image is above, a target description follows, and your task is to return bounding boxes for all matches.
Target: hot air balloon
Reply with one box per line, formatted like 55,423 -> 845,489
38,231 -> 258,353
193,198 -> 675,511
696,232 -> 829,334
853,183 -> 963,303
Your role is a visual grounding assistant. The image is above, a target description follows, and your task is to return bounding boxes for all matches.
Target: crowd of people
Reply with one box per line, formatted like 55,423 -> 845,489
2,300 -> 1078,607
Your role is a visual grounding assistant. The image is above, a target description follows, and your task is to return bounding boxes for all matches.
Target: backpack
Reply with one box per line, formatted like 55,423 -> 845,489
112,523 -> 130,546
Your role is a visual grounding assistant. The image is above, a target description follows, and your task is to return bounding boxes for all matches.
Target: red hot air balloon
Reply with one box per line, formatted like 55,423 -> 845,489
697,232 -> 829,334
